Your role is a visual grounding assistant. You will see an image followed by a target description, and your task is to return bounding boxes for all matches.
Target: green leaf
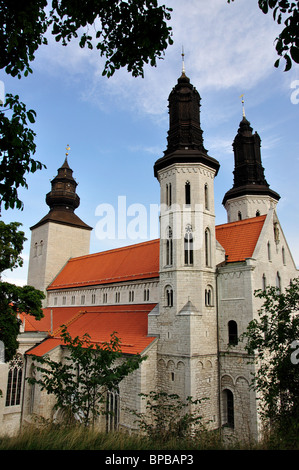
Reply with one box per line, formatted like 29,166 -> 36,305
290,45 -> 299,63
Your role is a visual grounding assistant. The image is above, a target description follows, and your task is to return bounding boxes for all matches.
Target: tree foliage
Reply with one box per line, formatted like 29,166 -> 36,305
28,326 -> 145,427
228,0 -> 299,71
130,391 -> 205,441
0,221 -> 45,362
0,95 -> 45,211
241,278 -> 299,444
0,0 -> 173,80
0,0 -> 172,211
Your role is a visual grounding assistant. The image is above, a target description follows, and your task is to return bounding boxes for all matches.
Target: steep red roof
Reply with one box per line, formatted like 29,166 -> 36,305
47,239 -> 159,290
215,215 -> 266,263
25,304 -> 157,356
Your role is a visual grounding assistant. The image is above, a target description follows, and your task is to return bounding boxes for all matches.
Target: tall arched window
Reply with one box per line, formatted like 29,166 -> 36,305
238,211 -> 242,221
185,181 -> 191,205
223,389 -> 234,428
204,184 -> 209,210
282,246 -> 286,265
184,224 -> 193,265
262,273 -> 267,291
6,355 -> 24,407
267,241 -> 271,261
106,388 -> 120,432
165,286 -> 173,307
205,228 -> 211,267
166,227 -> 173,266
205,285 -> 213,306
276,272 -> 281,293
228,320 -> 238,345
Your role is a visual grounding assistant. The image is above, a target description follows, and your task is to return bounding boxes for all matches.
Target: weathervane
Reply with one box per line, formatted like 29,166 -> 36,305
240,94 -> 246,118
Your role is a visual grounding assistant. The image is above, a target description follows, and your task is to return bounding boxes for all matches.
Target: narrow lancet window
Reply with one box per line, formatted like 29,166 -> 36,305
185,181 -> 191,205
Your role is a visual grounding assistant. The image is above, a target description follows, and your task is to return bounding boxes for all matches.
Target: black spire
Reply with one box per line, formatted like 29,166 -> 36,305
154,71 -> 219,177
30,155 -> 92,231
45,157 -> 80,212
222,116 -> 280,206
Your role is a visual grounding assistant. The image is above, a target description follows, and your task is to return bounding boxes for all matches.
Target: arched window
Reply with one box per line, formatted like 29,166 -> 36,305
166,183 -> 172,207
184,224 -> 193,265
205,286 -> 213,306
185,181 -> 191,205
267,241 -> 271,261
238,211 -> 242,221
223,389 -> 234,428
106,388 -> 120,432
204,184 -> 209,210
276,272 -> 281,293
228,320 -> 238,345
129,290 -> 134,302
6,355 -> 24,407
166,227 -> 173,266
144,289 -> 150,301
165,286 -> 173,307
262,273 -> 267,291
256,210 -> 260,217
282,246 -> 286,265
205,228 -> 211,267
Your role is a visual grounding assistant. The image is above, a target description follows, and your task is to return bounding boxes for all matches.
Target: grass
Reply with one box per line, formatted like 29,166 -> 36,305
0,423 -> 297,450
0,424 -> 228,451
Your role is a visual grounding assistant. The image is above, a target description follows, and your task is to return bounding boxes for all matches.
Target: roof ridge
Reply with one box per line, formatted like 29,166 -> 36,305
50,310 -> 87,337
65,238 -> 160,263
216,215 -> 266,230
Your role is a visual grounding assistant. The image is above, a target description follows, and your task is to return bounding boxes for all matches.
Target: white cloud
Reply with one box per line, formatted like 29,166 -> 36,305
33,0 -> 283,120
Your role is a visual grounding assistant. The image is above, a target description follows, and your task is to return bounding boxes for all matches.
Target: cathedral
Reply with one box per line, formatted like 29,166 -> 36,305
0,68 -> 297,441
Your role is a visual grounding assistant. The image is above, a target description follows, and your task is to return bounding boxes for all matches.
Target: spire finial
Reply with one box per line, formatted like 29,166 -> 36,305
181,46 -> 186,75
240,94 -> 246,118
65,144 -> 70,157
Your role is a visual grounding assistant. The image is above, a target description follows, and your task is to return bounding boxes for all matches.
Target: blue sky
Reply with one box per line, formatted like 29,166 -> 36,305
1,0 -> 298,286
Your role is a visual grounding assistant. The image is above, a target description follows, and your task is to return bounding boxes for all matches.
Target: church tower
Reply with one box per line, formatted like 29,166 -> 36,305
152,59 -> 220,427
222,106 -> 280,222
27,151 -> 92,297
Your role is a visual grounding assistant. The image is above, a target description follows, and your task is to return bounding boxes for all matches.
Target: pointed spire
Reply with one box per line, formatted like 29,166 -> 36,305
154,69 -> 220,178
240,94 -> 246,118
222,112 -> 280,206
182,46 -> 186,75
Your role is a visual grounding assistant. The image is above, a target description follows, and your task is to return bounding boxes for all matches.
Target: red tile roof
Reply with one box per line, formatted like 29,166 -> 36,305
215,215 -> 266,263
25,304 -> 157,356
47,239 -> 159,290
46,217 -> 266,292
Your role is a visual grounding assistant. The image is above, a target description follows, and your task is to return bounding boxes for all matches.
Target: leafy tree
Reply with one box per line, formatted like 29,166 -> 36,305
241,278 -> 299,445
28,326 -> 145,427
228,0 -> 299,71
0,221 -> 45,363
1,0 -> 173,80
0,95 -> 45,211
0,0 -> 173,210
130,390 -> 205,441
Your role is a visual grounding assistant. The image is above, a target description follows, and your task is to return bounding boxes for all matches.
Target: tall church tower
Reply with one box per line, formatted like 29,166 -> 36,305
27,153 -> 92,297
222,108 -> 280,222
152,61 -> 220,427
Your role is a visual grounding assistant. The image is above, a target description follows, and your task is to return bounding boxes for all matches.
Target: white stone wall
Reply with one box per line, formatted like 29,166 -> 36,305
27,221 -> 91,296
224,195 -> 278,223
47,279 -> 159,308
217,209 -> 298,441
